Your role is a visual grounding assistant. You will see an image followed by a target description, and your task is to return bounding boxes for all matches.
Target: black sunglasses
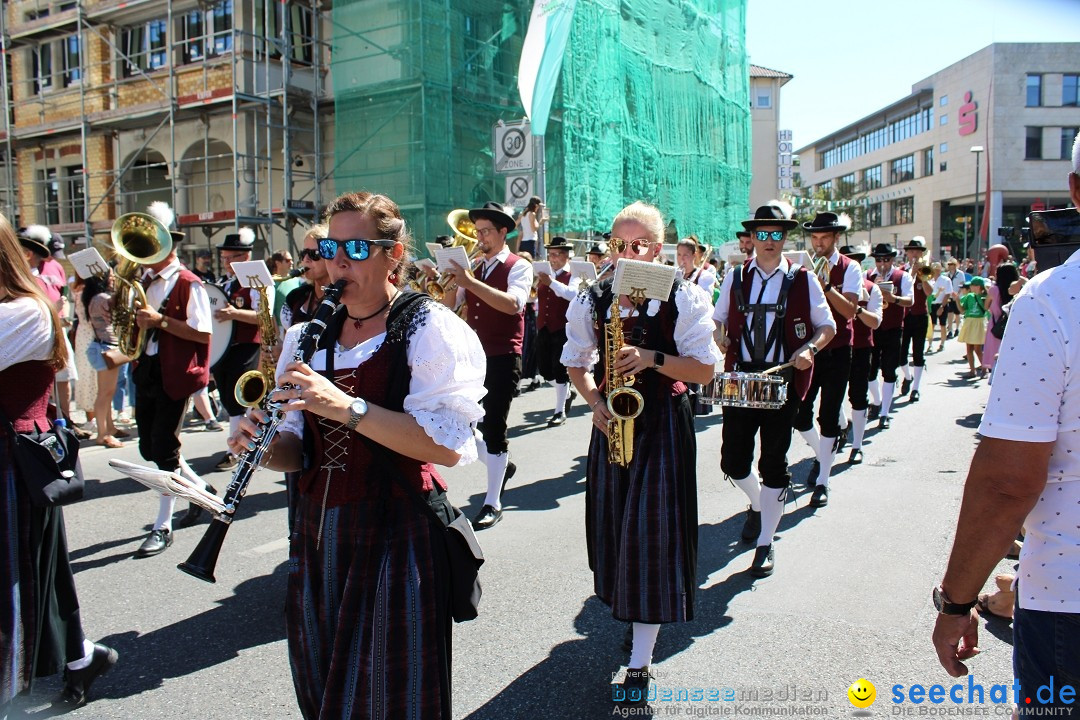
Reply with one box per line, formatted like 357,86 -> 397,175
318,238 -> 396,261
299,248 -> 321,261
755,230 -> 785,242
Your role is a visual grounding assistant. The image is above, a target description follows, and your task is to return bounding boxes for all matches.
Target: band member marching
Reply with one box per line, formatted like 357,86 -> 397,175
441,202 -> 533,530
792,213 -> 862,507
898,236 -> 934,402
839,246 -> 883,464
534,237 -> 579,426
212,228 -> 273,469
714,204 -> 835,576
675,237 -> 716,295
129,204 -> 216,556
563,202 -> 721,703
865,243 -> 913,429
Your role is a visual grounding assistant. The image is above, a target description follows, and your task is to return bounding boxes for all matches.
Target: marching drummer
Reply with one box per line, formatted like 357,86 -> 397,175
712,202 -> 835,577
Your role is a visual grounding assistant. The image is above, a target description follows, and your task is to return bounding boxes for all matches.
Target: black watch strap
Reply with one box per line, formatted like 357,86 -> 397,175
653,351 -> 665,368
934,586 -> 977,615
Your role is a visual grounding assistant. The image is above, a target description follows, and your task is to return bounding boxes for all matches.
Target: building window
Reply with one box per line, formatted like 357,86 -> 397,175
819,180 -> 832,195
121,20 -> 169,77
1064,75 -> 1079,107
837,172 -> 856,196
178,1 -> 233,63
211,0 -> 234,55
31,44 -> 53,95
940,142 -> 948,154
923,147 -> 934,177
890,154 -> 914,184
939,161 -> 947,172
940,95 -> 948,106
41,169 -> 60,225
1026,74 -> 1042,107
863,165 -> 882,190
254,1 -> 314,64
1026,126 -> 1043,160
755,86 -> 772,109
939,113 -> 948,126
1063,128 -> 1079,160
182,11 -> 204,62
867,203 -> 882,228
891,197 -> 914,225
63,166 -> 85,224
61,35 -> 81,87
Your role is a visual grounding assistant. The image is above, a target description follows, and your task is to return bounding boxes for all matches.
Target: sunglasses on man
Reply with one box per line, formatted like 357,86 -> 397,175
754,230 -> 785,242
318,238 -> 396,261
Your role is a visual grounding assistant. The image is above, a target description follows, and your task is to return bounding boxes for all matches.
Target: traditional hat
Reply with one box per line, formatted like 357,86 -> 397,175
434,234 -> 452,247
468,202 -> 516,233
735,230 -> 751,240
802,211 -> 851,234
870,242 -> 898,258
904,236 -> 927,251
195,248 -> 212,259
48,232 -> 66,259
147,201 -> 185,243
19,225 -> 51,258
741,202 -> 798,232
587,242 -> 607,256
546,236 -> 573,251
839,244 -> 867,262
218,227 -> 256,252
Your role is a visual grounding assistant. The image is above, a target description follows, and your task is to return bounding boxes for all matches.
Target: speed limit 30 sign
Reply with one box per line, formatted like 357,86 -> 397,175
494,121 -> 534,173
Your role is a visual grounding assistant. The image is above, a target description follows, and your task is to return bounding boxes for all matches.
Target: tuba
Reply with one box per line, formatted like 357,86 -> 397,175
110,212 -> 173,360
424,209 -> 482,301
603,241 -> 644,468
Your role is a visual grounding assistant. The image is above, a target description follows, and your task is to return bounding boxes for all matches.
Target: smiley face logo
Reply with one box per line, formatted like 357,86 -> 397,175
848,678 -> 876,709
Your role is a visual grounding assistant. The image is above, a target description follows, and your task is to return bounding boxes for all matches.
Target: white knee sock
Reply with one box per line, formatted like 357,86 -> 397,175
66,639 -> 96,671
730,472 -> 761,511
554,382 -> 569,416
816,436 -> 836,488
475,432 -> 488,463
799,428 -> 820,453
228,414 -> 243,439
869,379 -> 881,405
838,406 -> 848,431
154,494 -> 176,531
757,486 -> 785,547
913,366 -> 924,392
178,455 -> 208,491
852,409 -> 868,450
881,382 -> 896,418
483,452 -> 509,510
901,364 -> 912,381
628,622 -> 660,669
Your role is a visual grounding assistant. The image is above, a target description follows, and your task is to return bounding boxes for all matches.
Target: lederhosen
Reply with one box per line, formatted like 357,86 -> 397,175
848,278 -> 876,411
535,269 -> 571,384
719,264 -> 813,489
868,268 -> 906,385
287,292 -> 454,720
793,256 -> 854,439
585,279 -> 697,624
211,277 -> 261,417
901,268 -> 929,368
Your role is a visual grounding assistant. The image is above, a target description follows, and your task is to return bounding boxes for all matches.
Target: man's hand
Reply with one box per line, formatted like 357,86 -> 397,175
136,307 -> 164,330
215,304 -> 238,322
792,346 -> 815,371
537,271 -> 552,286
445,260 -> 474,291
932,610 -> 981,677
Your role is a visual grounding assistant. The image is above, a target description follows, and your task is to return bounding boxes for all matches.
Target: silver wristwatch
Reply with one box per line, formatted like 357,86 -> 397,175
346,397 -> 369,430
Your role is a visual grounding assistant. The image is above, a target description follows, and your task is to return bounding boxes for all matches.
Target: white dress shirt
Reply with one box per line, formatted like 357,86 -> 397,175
867,266 -> 914,301
930,275 -> 954,305
826,248 -> 865,296
454,245 -> 534,314
541,264 -> 581,302
142,259 -> 213,356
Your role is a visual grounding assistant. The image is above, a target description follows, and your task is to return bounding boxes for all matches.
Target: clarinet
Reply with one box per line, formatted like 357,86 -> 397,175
178,279 -> 346,583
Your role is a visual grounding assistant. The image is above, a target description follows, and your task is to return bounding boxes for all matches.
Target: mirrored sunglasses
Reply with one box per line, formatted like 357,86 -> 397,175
755,230 -> 785,242
318,238 -> 396,261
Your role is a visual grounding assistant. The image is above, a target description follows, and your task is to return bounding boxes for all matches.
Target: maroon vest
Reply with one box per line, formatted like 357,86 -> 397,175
464,253 -> 525,356
853,278 -> 876,350
0,361 -> 55,433
824,254 -> 855,350
724,264 -> 815,400
909,269 -> 929,316
155,268 -> 211,401
300,331 -> 444,508
537,268 -> 571,333
870,267 -> 907,330
226,278 -> 260,345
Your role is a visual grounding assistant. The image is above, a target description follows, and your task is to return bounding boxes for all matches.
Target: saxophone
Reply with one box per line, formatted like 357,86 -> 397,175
604,296 -> 644,467
234,281 -> 280,408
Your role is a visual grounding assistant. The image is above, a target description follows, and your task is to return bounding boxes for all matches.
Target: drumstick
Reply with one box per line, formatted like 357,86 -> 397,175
761,361 -> 794,376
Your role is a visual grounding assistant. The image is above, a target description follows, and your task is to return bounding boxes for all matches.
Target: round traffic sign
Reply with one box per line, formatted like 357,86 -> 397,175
510,177 -> 530,199
501,128 -> 527,159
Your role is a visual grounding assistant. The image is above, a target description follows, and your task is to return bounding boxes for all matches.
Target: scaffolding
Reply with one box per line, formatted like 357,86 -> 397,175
3,0 -> 334,257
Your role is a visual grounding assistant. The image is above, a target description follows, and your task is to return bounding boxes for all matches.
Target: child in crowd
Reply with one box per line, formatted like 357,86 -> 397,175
957,277 -> 988,378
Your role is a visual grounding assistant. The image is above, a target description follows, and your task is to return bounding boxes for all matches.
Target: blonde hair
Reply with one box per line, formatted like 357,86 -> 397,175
303,223 -> 329,242
611,201 -> 664,244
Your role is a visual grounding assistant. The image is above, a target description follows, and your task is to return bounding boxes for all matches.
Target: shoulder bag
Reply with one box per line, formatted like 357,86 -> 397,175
0,407 -> 84,507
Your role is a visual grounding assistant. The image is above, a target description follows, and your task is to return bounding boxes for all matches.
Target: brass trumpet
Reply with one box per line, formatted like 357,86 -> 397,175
424,209 -> 482,301
110,212 -> 174,360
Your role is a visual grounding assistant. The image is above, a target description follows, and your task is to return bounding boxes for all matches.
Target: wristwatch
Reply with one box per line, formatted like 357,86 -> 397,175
855,306 -> 864,317
933,585 -> 977,615
160,317 -> 169,329
808,345 -> 819,356
653,351 -> 665,368
346,397 -> 369,430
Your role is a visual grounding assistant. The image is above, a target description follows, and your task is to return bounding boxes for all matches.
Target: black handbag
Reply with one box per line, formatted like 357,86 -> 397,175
990,308 -> 1009,340
0,408 -> 84,507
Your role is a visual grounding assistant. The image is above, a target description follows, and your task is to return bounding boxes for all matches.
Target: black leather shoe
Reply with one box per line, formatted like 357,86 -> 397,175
740,507 -> 761,544
849,448 -> 864,464
501,461 -> 517,493
900,378 -> 912,396
879,416 -> 891,430
868,404 -> 881,420
749,544 -> 774,577
547,412 -> 566,427
214,452 -> 238,470
565,389 -> 578,415
613,667 -> 651,706
135,528 -> 173,557
910,390 -> 921,403
177,485 -> 217,528
56,643 -> 118,709
810,485 -> 829,508
472,504 -> 502,530
806,459 -> 819,488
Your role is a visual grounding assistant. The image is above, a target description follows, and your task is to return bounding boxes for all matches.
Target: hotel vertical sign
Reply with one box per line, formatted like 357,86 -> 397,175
778,130 -> 794,190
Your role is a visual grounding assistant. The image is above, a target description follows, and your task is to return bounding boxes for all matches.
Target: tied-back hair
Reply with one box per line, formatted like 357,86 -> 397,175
0,213 -> 68,369
525,196 -> 543,213
996,262 -> 1021,304
612,201 -> 665,245
324,191 -> 414,288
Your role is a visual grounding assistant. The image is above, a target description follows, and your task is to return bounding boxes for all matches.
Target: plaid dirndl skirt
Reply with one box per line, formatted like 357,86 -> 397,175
585,391 -> 698,624
286,489 -> 453,720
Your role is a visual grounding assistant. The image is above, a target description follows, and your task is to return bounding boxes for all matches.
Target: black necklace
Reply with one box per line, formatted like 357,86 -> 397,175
346,292 -> 397,330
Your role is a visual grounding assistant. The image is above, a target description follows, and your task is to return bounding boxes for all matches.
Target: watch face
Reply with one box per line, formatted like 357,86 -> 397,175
932,587 -> 945,612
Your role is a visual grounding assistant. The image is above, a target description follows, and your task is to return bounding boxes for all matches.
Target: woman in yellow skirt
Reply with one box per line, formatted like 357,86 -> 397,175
957,276 -> 989,378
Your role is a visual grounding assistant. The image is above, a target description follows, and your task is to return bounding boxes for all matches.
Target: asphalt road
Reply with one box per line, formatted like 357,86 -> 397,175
12,338 -> 1019,719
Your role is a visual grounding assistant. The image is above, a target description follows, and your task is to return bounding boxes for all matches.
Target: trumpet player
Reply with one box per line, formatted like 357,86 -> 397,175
840,245 -> 883,465
534,237 -> 579,426
441,202 -> 532,530
128,205 -> 215,557
713,203 -> 834,577
563,202 -> 720,704
898,236 -> 934,402
866,243 -> 913,429
792,213 -> 862,507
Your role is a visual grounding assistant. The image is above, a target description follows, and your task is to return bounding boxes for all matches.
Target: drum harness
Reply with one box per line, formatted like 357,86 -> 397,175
732,264 -> 795,370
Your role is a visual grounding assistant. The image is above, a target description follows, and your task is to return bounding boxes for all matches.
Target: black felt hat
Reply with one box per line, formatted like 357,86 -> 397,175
870,242 -> 898,258
218,227 -> 256,252
802,212 -> 849,233
587,242 -> 607,256
546,236 -> 573,251
18,226 -> 51,258
468,202 -> 516,233
741,204 -> 798,232
840,245 -> 866,262
904,236 -> 927,251
735,230 -> 751,240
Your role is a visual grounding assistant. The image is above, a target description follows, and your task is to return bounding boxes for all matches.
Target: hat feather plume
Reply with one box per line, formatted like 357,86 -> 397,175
24,224 -> 52,243
146,201 -> 175,230
765,199 -> 794,219
836,212 -> 852,231
239,227 -> 255,245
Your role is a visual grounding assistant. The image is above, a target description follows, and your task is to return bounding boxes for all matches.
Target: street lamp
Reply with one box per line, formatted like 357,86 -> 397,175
971,145 -> 984,270
956,216 -> 971,259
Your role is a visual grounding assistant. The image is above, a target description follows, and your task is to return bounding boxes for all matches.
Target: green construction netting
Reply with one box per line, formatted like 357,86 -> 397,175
331,0 -> 749,249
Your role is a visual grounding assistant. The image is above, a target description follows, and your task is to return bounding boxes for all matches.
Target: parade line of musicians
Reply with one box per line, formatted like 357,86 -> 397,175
13,194 -> 973,717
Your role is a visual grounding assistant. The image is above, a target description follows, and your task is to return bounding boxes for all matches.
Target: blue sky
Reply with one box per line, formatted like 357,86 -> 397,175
746,0 -> 1080,148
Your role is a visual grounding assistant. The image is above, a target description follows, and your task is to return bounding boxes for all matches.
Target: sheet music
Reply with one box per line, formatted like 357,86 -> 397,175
414,257 -> 436,272
69,248 -> 110,279
232,260 -> 274,288
425,242 -> 443,259
433,245 -> 472,274
532,261 -> 552,277
782,251 -> 814,270
611,259 -> 677,303
569,260 -> 597,281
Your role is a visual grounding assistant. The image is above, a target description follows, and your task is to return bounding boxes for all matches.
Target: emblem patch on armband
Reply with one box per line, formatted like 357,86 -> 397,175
794,322 -> 807,339
234,297 -> 246,309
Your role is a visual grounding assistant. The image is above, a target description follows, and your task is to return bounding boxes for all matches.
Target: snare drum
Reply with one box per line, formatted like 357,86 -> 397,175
700,371 -> 789,409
